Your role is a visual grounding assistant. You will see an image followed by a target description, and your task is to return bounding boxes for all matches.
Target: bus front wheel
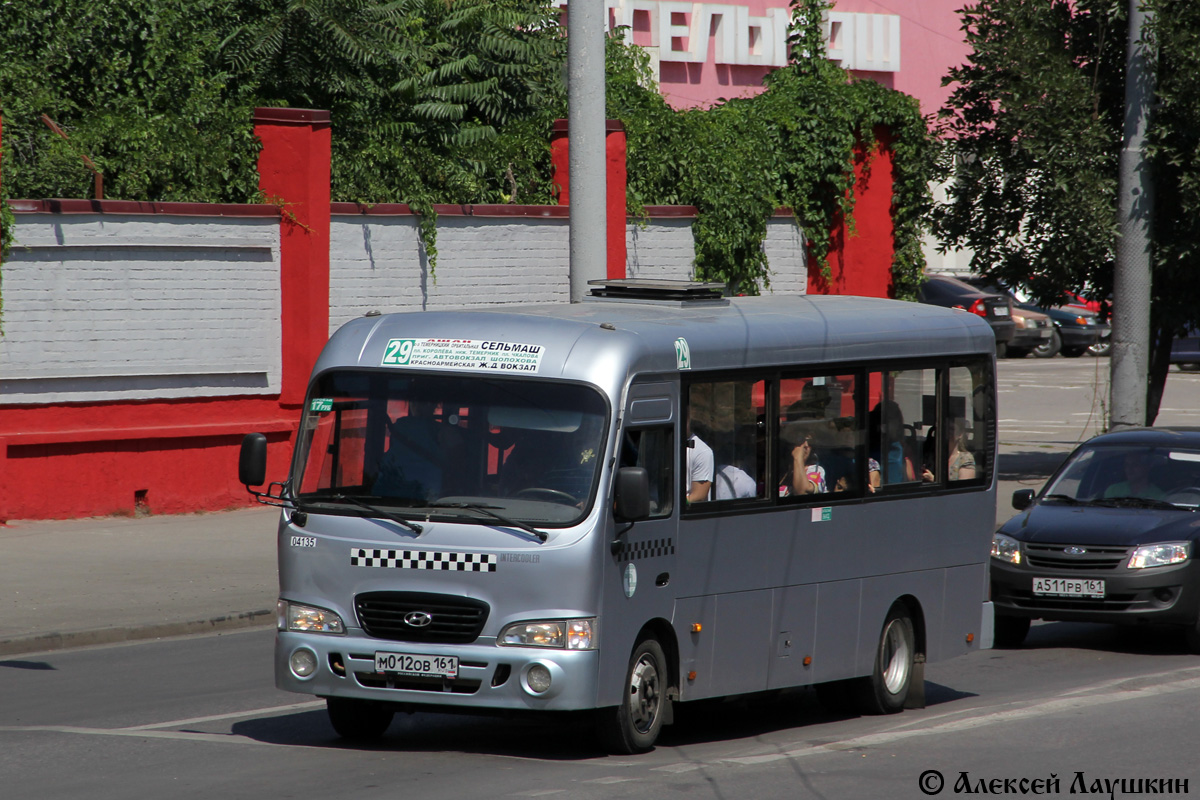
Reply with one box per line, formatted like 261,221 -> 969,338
858,607 -> 915,715
597,637 -> 667,754
326,697 -> 394,741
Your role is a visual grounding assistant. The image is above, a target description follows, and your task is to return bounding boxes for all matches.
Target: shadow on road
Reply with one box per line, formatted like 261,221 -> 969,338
228,683 -> 980,757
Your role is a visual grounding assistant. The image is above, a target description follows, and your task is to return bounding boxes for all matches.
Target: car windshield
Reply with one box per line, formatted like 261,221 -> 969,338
1042,443 -> 1200,508
293,371 -> 609,526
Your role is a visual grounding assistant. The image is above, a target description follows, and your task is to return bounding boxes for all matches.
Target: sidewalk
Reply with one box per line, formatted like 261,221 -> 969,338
0,507 -> 280,656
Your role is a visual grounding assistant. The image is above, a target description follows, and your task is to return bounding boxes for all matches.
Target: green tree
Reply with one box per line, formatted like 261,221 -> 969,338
934,0 -> 1200,423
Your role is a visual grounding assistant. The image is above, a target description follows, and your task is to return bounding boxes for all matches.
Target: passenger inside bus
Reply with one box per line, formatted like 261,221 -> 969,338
778,424 -> 828,496
869,400 -> 917,488
685,428 -> 714,503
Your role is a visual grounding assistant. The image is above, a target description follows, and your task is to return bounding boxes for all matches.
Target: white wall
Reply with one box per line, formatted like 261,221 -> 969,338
0,214 -> 281,405
329,215 -> 571,333
331,211 -> 807,335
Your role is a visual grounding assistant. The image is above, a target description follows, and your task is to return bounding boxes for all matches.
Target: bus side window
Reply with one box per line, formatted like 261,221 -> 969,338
620,428 -> 674,518
687,380 -> 766,503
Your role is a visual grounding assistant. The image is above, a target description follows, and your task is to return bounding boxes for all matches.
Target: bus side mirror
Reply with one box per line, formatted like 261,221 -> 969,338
1012,489 -> 1035,510
239,433 -> 268,487
613,466 -> 651,522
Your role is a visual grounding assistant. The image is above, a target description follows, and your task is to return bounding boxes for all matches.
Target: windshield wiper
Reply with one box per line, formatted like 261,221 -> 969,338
427,501 -> 548,542
329,494 -> 424,533
1042,494 -> 1081,505
1093,496 -> 1180,511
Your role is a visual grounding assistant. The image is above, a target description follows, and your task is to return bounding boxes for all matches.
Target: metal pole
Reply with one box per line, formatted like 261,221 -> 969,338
567,0 -> 607,302
1110,0 -> 1155,430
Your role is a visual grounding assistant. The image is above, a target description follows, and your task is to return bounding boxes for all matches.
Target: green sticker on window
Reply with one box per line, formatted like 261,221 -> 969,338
310,398 -> 333,413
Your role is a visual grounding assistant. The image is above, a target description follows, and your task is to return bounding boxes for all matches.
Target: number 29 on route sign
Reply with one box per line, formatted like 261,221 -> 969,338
382,338 -> 416,366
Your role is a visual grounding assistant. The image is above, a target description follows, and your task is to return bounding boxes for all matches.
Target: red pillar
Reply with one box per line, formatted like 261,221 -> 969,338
253,108 -> 332,405
551,119 -> 628,280
808,128 -> 896,298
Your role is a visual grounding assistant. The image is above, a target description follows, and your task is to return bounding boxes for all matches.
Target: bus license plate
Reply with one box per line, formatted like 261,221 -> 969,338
1033,577 -> 1104,598
374,652 -> 458,678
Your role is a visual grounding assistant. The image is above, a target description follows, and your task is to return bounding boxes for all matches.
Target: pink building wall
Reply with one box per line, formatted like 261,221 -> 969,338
569,0 -> 970,115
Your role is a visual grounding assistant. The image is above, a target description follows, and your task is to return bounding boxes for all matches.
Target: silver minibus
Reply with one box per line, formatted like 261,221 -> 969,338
240,279 -> 998,753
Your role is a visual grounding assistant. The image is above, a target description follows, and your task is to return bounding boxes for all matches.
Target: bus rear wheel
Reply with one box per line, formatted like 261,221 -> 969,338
597,637 -> 667,754
857,607 -> 915,715
326,697 -> 394,741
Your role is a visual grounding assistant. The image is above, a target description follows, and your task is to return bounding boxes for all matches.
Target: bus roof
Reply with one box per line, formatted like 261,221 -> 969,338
317,294 -> 996,385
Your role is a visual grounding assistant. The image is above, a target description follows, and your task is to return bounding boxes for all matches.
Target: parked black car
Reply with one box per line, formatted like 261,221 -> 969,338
1170,327 -> 1200,371
991,428 -> 1200,650
917,275 -> 1015,351
952,276 -> 1107,358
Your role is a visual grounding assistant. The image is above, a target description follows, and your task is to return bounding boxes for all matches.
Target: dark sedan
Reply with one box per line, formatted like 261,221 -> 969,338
1171,327 -> 1200,371
991,428 -> 1200,650
917,275 -> 1015,351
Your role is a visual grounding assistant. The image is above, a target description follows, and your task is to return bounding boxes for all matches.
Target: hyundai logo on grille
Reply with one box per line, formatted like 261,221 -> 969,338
1063,546 -> 1087,556
404,611 -> 433,628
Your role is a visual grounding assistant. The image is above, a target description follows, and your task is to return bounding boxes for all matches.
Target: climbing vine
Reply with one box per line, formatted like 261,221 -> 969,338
606,0 -> 935,296
0,0 -> 934,297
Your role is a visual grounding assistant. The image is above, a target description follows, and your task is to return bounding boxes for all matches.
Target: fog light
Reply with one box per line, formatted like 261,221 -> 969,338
526,664 -> 552,694
290,648 -> 318,679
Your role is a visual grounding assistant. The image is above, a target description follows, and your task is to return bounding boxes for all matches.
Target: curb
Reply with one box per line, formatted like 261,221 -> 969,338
0,609 -> 275,658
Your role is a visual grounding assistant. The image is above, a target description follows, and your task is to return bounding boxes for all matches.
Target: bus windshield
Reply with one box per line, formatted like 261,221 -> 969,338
294,371 -> 609,526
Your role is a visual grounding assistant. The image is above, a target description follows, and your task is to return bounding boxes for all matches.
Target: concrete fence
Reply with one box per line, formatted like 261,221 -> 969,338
0,106 -> 898,522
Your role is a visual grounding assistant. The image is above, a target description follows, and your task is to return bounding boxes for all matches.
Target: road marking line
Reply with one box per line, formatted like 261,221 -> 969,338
122,700 -> 325,731
0,725 -> 278,746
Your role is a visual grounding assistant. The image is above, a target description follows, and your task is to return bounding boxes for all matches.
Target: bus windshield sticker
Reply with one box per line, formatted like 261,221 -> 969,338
310,398 -> 333,413
674,337 -> 691,370
811,507 -> 832,522
381,338 -> 545,373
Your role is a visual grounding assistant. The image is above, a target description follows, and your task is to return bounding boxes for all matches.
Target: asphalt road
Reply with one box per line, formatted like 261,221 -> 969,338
3,357 -> 1199,798
4,623 -> 1199,799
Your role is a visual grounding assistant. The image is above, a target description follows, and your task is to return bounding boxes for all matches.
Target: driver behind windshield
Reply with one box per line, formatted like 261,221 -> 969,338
1104,451 -> 1166,501
373,400 -> 465,501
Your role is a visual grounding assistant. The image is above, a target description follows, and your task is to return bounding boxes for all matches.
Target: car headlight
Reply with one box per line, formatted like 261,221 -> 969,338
278,599 -> 345,634
1128,542 -> 1190,569
992,533 -> 1022,565
499,618 -> 597,650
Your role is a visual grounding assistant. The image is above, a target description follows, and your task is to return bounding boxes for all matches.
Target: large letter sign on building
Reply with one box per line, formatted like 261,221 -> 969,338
554,1 -> 899,72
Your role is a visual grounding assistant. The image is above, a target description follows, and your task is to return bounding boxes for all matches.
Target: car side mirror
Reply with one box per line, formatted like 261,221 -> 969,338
613,466 -> 651,522
1012,489 -> 1035,511
239,433 -> 268,487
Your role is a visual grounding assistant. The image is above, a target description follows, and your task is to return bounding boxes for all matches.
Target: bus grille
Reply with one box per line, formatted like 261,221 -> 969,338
355,592 -> 489,644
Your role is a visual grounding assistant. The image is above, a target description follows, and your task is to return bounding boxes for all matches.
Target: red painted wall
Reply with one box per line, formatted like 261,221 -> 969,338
550,119 -> 629,280
0,108 -> 331,523
808,129 -> 896,298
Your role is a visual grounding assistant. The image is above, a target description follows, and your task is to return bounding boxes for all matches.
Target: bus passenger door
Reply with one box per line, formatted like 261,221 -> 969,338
595,382 -> 680,710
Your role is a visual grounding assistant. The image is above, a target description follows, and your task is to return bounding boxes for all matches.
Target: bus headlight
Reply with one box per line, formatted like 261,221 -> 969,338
1128,542 -> 1189,569
991,533 -> 1022,565
278,599 -> 345,634
499,618 -> 597,650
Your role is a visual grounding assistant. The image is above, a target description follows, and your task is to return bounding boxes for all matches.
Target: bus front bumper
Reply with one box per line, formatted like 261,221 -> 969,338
275,630 -> 601,712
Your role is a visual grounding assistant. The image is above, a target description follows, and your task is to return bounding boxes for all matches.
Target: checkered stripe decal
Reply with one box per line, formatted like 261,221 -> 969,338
350,548 -> 498,572
618,538 -> 675,562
